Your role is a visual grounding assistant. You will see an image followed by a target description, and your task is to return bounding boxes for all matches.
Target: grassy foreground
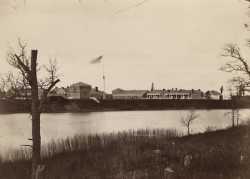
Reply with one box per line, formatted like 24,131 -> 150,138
0,126 -> 250,179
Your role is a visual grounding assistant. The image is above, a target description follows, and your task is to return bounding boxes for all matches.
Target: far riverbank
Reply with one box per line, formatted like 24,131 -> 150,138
0,98 -> 249,113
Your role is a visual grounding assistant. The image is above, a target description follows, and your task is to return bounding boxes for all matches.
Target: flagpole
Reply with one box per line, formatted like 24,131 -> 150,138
90,55 -> 105,99
102,58 -> 106,99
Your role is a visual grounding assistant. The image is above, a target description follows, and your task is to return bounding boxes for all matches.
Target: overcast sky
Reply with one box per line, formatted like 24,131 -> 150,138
0,0 -> 249,94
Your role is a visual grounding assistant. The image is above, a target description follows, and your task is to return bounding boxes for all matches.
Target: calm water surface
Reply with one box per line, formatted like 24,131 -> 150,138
0,109 -> 250,157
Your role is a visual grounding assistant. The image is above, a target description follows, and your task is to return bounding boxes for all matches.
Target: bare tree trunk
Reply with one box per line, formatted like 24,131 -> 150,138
6,43 -> 60,179
232,109 -> 235,128
30,50 -> 41,179
236,109 -> 240,127
187,124 -> 190,136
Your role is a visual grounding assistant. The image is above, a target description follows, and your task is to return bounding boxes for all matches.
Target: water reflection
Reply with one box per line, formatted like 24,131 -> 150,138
0,109 -> 250,157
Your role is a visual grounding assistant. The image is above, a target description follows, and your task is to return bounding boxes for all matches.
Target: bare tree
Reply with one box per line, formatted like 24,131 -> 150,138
6,72 -> 21,98
220,45 -> 248,129
236,109 -> 240,127
224,109 -> 240,128
0,74 -> 8,98
181,110 -> 199,136
0,72 -> 26,99
220,43 -> 250,96
44,58 -> 59,84
220,0 -> 250,93
38,59 -> 60,112
221,44 -> 250,78
7,40 -> 60,179
227,76 -> 250,96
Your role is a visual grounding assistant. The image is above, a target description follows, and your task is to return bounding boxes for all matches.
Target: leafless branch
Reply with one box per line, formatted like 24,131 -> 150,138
228,76 -> 250,96
7,40 -> 32,85
39,79 -> 60,112
114,0 -> 149,15
0,72 -> 26,98
221,44 -> 250,78
44,58 -> 59,84
5,39 -> 60,102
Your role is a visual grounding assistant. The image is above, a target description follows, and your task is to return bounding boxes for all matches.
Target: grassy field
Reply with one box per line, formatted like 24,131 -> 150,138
0,125 -> 249,179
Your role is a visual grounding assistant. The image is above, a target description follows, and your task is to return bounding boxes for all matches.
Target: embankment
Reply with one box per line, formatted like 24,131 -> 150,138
0,97 -> 249,113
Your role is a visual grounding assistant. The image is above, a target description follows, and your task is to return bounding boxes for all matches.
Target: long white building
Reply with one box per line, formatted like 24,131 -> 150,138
146,89 -> 204,99
112,88 -> 207,100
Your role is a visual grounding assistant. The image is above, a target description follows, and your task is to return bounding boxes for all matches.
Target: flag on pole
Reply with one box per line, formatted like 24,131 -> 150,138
90,55 -> 103,64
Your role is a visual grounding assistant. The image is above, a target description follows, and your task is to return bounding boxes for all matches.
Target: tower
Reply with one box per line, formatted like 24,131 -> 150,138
151,82 -> 154,91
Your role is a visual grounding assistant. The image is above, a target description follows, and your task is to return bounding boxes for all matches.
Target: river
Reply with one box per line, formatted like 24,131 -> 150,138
0,109 -> 250,158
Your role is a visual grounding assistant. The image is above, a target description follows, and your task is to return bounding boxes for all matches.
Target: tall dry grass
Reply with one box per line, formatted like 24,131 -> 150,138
0,126 -> 249,179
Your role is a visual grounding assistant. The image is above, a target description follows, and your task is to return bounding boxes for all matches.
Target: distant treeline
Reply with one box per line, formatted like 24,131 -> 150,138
0,97 -> 249,113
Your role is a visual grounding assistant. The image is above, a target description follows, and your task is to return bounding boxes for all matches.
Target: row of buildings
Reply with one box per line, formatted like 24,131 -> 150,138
2,81 -> 222,100
2,82 -> 105,100
112,88 -> 222,100
49,82 -> 105,100
50,82 -> 222,100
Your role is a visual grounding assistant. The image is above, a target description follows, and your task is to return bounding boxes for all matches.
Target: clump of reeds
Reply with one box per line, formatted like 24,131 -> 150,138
41,128 -> 181,159
0,126 -> 250,179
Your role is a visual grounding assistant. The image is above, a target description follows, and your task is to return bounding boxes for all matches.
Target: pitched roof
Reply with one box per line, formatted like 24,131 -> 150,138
70,82 -> 91,87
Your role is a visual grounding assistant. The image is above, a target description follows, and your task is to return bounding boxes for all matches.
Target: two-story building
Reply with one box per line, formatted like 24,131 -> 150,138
48,83 -> 106,100
146,89 -> 204,99
67,82 -> 92,99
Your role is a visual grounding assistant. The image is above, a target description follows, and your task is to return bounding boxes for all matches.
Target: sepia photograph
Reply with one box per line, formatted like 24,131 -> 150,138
0,0 -> 250,178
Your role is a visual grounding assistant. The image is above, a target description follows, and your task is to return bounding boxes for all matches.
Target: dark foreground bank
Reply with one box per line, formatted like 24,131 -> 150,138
0,97 -> 249,113
1,125 -> 250,179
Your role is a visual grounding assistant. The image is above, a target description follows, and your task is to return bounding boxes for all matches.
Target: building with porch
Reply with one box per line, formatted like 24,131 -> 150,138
146,89 -> 204,99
